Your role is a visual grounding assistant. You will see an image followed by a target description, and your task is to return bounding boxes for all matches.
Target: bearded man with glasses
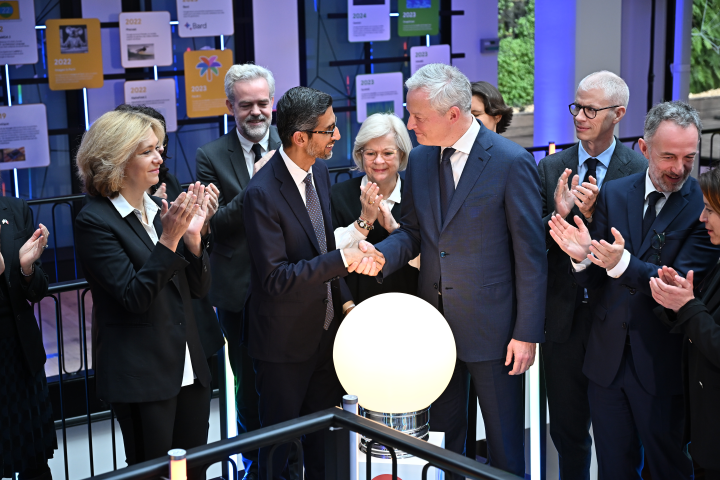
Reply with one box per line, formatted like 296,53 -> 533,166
537,71 -> 647,480
548,101 -> 720,479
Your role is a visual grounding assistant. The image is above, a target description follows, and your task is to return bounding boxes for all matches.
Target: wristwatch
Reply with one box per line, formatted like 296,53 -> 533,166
356,218 -> 374,231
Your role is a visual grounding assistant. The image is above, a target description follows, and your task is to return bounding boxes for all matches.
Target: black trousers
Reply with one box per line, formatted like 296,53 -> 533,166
588,345 -> 691,480
218,308 -> 261,474
112,380 -> 211,480
252,329 -> 344,480
430,358 -> 525,479
542,302 -> 593,480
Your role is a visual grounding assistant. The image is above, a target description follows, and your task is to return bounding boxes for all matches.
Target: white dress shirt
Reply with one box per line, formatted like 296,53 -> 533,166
237,127 -> 270,179
109,192 -> 196,387
441,118 -> 480,187
572,169 -> 671,277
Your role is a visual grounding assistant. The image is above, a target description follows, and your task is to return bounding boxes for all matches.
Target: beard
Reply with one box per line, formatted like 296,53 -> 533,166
306,137 -> 334,160
648,162 -> 691,193
238,114 -> 270,142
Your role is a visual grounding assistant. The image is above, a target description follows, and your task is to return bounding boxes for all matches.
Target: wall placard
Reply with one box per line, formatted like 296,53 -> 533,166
347,0 -> 390,43
0,104 -> 50,171
81,0 -> 122,22
398,0 -> 439,37
46,18 -> 103,91
0,1 -> 38,65
183,49 -> 233,118
177,0 -> 234,38
119,11 -> 172,68
124,79 -> 178,132
410,44 -> 450,74
355,72 -> 404,123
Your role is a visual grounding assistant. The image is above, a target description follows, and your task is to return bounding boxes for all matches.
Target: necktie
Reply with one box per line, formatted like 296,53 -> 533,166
251,143 -> 263,163
583,158 -> 598,185
439,147 -> 456,224
642,191 -> 664,239
303,173 -> 334,330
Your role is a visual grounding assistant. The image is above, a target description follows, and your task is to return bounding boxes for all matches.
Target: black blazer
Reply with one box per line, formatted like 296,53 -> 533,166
161,172 -> 224,359
243,151 -> 353,363
75,195 -> 218,404
657,263 -> 720,470
330,176 -> 418,303
196,126 -> 282,314
537,140 -> 647,343
0,197 -> 49,376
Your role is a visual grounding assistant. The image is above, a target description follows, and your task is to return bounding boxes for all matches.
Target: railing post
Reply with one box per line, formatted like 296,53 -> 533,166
342,395 -> 359,480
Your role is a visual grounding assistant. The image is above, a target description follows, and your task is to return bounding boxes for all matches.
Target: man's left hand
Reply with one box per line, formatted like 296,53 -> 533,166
588,227 -> 625,270
505,339 -> 536,375
572,176 -> 599,219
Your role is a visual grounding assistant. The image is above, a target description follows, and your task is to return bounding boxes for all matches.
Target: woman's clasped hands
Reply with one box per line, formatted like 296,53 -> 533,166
159,181 -> 210,255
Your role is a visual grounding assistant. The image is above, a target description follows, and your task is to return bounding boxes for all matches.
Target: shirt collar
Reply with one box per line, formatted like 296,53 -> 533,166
236,127 -> 270,154
644,169 -> 672,200
447,118 -> 480,156
578,137 -> 616,170
279,146 -> 313,187
109,192 -> 160,221
361,174 -> 402,204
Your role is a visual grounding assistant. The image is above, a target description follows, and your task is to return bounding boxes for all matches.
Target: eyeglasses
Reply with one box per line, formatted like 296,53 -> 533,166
361,149 -> 398,161
305,117 -> 338,136
648,230 -> 666,265
568,103 -> 620,119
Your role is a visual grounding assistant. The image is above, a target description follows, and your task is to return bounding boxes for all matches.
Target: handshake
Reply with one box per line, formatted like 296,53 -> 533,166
343,240 -> 385,276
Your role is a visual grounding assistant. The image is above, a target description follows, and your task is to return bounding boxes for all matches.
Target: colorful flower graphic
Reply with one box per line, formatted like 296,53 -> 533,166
196,55 -> 222,81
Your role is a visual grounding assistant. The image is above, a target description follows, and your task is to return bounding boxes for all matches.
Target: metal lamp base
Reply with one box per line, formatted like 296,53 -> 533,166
358,406 -> 430,459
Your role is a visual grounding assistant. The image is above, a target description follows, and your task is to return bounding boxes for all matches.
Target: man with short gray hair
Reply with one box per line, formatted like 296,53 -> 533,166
537,71 -> 647,480
548,101 -> 720,478
196,63 -> 282,480
370,63 -> 548,477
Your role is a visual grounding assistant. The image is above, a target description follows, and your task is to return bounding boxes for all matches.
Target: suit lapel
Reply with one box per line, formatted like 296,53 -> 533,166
626,175 -> 646,254
273,154 -> 322,254
637,188 -> 689,259
441,129 -> 491,231
602,140 -> 632,185
268,126 -> 282,152
227,131 -> 251,189
426,146 -> 443,232
0,204 -> 13,285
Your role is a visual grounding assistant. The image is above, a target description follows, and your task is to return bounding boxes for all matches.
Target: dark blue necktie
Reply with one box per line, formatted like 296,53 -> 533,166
583,157 -> 598,184
303,173 -> 334,330
439,147 -> 456,224
642,191 -> 664,240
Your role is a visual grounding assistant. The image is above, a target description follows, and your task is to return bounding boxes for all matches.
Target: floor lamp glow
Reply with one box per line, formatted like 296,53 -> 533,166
334,293 -> 456,458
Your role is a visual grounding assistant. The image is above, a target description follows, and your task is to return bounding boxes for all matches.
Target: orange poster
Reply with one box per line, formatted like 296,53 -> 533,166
46,18 -> 103,91
183,49 -> 232,118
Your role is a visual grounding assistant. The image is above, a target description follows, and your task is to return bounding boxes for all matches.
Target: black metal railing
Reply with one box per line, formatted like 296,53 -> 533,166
85,408 -> 523,480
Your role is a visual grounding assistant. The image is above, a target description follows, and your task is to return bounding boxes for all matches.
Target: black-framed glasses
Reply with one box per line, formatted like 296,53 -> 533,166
305,117 -> 338,136
648,230 -> 666,265
568,103 -> 620,119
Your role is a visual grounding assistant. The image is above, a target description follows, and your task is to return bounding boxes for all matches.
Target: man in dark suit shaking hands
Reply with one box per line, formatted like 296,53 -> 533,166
195,64 -> 282,479
549,101 -> 720,479
367,64 -> 547,477
243,86 -> 384,480
537,71 -> 647,480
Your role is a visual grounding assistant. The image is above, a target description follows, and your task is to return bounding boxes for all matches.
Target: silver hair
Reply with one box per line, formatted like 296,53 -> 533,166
352,113 -> 413,172
644,101 -> 702,146
405,63 -> 472,114
224,64 -> 276,102
577,71 -> 630,107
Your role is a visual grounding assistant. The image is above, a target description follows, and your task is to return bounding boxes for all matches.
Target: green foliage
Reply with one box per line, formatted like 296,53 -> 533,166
497,0 -> 535,107
691,0 -> 720,93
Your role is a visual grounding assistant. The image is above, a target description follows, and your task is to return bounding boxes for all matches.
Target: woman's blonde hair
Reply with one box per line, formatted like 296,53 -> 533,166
76,110 -> 165,198
352,113 -> 412,172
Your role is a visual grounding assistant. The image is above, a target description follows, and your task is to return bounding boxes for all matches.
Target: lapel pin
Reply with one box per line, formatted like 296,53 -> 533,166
1,219 -> 7,225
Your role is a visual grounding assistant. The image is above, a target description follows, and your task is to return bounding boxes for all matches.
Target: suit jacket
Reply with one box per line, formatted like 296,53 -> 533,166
374,120 -> 548,362
75,195 -> 218,404
330,176 -> 419,304
537,140 -> 648,343
656,262 -> 720,470
575,173 -> 720,396
243,151 -> 353,363
196,125 -> 282,313
0,197 -> 49,376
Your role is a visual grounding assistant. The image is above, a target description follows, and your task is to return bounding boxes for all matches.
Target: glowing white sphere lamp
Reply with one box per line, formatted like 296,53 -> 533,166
333,293 -> 457,458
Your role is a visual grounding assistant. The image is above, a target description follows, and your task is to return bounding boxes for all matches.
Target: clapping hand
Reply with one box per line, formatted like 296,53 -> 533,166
554,169 -> 578,219
548,214 -> 592,262
377,201 -> 399,233
650,267 -> 695,312
18,223 -> 50,278
155,183 -> 168,199
185,182 -> 210,239
204,183 -> 220,228
159,191 -> 199,252
573,176 -> 599,219
360,182 -> 382,225
344,240 -> 385,276
588,227 -> 625,270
